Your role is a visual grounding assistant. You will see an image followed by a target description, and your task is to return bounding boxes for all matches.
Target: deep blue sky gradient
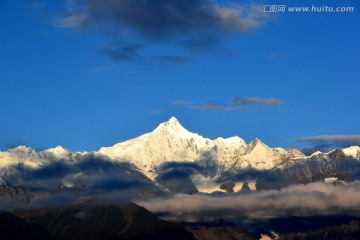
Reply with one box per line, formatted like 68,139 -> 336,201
1,0 -> 359,151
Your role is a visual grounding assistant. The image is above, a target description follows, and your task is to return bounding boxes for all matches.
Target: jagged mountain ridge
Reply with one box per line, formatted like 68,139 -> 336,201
0,117 -> 302,177
98,117 -> 304,174
0,117 -> 360,195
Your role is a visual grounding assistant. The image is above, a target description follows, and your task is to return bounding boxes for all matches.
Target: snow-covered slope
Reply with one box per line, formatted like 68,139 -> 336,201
0,117 -> 305,174
0,146 -> 47,168
0,145 -> 75,169
233,138 -> 303,170
1,117 -> 359,194
99,117 -> 303,173
343,146 -> 360,158
99,117 -> 215,171
98,117 -> 251,173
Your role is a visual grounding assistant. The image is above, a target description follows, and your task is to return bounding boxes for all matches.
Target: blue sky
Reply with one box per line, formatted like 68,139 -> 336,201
1,0 -> 359,152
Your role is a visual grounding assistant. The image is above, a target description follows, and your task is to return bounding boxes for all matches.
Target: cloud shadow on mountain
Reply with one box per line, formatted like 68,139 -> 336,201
4,154 -> 159,197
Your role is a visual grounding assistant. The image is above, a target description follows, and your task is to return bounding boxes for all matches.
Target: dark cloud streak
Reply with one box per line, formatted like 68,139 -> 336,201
100,42 -> 146,63
154,55 -> 194,64
172,100 -> 193,106
190,103 -> 222,110
49,0 -> 267,64
100,41 -> 194,64
233,97 -> 281,106
297,135 -> 360,154
59,0 -> 265,40
174,96 -> 281,111
297,135 -> 360,145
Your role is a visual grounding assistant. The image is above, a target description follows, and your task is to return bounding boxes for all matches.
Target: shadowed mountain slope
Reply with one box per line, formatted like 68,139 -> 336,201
15,199 -> 195,240
0,211 -> 54,240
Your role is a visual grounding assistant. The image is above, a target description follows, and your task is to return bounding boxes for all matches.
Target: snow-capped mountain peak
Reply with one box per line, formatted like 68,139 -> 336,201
98,117 -> 217,174
167,116 -> 180,125
97,117 -> 296,175
342,146 -> 360,158
43,146 -> 69,158
1,117 -> 360,195
7,146 -> 39,159
214,136 -> 247,148
157,116 -> 180,128
310,151 -> 323,157
153,116 -> 193,137
245,138 -> 268,153
3,117 -> 348,183
0,146 -> 45,168
151,117 -> 215,150
231,138 -> 290,170
8,145 -> 34,154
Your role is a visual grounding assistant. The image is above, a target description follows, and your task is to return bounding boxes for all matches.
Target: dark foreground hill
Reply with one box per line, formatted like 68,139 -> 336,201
184,222 -> 257,240
269,216 -> 360,240
14,199 -> 195,240
4,201 -> 360,240
0,211 -> 53,240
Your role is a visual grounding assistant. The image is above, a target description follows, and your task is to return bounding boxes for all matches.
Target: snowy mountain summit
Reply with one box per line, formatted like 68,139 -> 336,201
98,117 -> 303,173
1,116 -> 360,195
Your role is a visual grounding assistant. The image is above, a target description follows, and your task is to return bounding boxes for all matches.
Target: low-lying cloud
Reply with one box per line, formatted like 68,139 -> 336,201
2,154 -> 157,194
297,134 -> 360,154
298,135 -> 360,145
138,181 -> 360,221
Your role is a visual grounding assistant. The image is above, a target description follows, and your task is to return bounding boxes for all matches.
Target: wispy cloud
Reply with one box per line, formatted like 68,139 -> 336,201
173,97 -> 281,111
150,108 -> 165,115
100,42 -> 194,64
154,55 -> 194,64
190,103 -> 222,110
100,42 -> 147,64
296,134 -> 360,155
88,65 -> 114,74
224,105 -> 250,111
233,97 -> 281,106
172,100 -> 193,106
44,0 -> 268,64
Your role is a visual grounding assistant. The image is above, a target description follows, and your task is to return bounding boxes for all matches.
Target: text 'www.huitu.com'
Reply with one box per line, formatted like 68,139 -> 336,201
261,5 -> 355,13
